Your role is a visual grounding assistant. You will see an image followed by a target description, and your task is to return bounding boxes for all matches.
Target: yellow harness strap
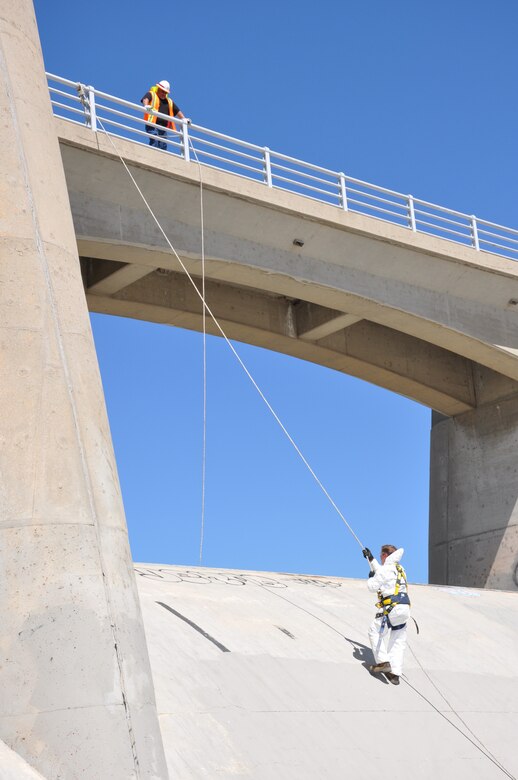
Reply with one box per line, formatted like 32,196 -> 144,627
376,563 -> 410,614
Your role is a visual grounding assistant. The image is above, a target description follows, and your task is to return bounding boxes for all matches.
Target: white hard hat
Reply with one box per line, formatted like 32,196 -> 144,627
156,80 -> 170,93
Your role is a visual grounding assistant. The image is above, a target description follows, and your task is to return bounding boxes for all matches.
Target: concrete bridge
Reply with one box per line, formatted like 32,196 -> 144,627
2,1 -> 518,777
59,117 -> 518,591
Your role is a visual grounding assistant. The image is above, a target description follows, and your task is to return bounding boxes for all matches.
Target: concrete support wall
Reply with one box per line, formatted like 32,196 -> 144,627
430,399 -> 518,589
0,2 -> 167,778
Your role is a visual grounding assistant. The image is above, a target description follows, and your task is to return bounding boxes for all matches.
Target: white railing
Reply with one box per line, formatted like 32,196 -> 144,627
46,73 -> 518,261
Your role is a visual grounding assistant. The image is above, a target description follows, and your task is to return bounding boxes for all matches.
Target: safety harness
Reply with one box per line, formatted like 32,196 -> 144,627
376,562 -> 410,630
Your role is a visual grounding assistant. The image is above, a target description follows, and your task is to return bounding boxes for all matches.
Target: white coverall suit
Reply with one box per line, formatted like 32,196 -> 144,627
367,547 -> 410,676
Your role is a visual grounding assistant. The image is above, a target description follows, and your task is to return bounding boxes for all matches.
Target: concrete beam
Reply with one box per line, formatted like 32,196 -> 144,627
295,301 -> 361,341
84,258 -> 153,295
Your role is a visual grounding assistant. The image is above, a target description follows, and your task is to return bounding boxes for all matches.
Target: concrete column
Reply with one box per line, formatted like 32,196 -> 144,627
430,400 -> 518,590
0,2 -> 168,778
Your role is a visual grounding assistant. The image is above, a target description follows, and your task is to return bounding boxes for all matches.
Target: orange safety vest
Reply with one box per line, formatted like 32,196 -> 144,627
144,86 -> 176,131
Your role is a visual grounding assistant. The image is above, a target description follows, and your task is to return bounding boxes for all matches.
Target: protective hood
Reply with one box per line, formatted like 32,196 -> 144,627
367,547 -> 409,602
384,547 -> 404,565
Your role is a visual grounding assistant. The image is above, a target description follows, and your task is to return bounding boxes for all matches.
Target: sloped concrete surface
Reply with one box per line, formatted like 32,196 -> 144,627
136,564 -> 518,780
0,740 -> 47,779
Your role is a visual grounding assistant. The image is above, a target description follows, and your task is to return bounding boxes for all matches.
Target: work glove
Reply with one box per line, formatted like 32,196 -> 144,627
368,571 -> 375,578
362,547 -> 373,562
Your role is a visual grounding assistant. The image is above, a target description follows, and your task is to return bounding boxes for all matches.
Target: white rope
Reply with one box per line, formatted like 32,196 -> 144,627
97,120 -> 366,552
189,138 -> 208,564
404,643 -> 516,780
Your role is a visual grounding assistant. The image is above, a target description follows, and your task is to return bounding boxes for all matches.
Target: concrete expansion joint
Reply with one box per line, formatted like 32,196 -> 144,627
0,520 -> 97,530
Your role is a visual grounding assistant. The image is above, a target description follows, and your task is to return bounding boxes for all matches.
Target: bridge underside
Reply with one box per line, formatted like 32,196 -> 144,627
83,255 -> 517,418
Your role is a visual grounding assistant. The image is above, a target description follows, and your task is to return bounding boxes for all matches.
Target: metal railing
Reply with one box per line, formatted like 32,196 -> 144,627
46,73 -> 518,261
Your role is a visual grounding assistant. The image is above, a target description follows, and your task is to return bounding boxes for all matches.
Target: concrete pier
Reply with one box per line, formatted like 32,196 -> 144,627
0,1 -> 167,777
430,399 -> 518,589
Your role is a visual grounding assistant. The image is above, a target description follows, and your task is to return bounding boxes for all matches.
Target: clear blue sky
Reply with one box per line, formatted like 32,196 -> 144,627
34,0 -> 518,583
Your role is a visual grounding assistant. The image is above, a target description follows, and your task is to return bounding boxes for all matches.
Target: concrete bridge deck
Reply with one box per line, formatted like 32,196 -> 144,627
136,563 -> 518,780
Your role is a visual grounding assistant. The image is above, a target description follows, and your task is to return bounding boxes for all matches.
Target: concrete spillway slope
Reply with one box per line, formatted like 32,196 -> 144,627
135,564 -> 518,780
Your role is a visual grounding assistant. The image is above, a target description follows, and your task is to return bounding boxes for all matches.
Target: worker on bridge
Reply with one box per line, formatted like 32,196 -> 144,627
362,544 -> 411,685
141,80 -> 190,151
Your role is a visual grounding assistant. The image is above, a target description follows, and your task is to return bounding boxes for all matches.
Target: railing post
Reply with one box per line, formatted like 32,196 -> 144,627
181,120 -> 190,162
339,172 -> 348,211
263,147 -> 272,187
471,215 -> 480,250
408,195 -> 416,232
87,85 -> 97,132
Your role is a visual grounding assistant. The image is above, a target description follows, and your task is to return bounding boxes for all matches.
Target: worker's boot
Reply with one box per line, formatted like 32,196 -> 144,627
385,672 -> 400,685
370,661 -> 391,674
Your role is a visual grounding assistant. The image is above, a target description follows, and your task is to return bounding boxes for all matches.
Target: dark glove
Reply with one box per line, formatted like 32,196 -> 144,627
362,547 -> 373,562
368,570 -> 375,578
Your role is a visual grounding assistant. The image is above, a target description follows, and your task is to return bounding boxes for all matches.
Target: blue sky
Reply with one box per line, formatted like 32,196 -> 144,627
34,1 -> 518,583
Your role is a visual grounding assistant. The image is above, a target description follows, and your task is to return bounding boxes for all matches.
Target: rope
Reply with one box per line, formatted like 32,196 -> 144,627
96,119 -> 366,552
188,137 -> 207,564
404,643 -> 516,780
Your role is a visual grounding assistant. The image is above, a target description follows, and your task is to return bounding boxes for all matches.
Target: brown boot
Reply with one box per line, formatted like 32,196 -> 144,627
385,672 -> 400,685
370,662 -> 391,674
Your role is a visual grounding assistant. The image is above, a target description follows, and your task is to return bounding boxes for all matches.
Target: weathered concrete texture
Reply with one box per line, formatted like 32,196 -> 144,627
0,1 -> 167,777
0,740 -> 47,780
430,397 -> 518,589
136,563 -> 518,780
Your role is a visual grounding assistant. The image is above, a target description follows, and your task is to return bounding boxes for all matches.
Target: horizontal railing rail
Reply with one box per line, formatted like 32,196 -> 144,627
46,73 -> 518,261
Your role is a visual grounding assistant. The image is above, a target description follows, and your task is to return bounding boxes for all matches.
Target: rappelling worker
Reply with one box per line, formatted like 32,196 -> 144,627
141,80 -> 190,151
362,544 -> 411,686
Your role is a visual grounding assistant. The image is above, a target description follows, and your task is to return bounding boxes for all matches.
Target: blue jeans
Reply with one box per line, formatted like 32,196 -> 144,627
146,124 -> 167,150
